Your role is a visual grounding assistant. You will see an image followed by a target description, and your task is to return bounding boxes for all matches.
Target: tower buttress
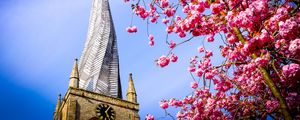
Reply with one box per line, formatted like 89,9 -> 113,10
126,73 -> 137,103
69,59 -> 79,88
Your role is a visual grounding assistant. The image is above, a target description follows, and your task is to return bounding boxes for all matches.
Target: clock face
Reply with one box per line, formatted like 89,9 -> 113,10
96,104 -> 116,120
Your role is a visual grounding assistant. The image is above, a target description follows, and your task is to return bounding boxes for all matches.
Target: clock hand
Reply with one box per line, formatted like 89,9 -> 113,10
105,106 -> 111,113
105,106 -> 111,120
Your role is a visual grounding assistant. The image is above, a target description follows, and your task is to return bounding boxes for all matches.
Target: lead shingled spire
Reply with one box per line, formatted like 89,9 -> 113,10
77,0 -> 122,98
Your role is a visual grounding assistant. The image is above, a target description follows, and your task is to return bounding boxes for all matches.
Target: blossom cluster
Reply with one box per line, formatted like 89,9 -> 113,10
125,0 -> 300,119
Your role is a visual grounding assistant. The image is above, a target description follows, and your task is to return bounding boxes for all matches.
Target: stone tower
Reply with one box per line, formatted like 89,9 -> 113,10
53,0 -> 139,120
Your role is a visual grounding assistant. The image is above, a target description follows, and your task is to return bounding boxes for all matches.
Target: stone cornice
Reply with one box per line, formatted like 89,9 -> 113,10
59,87 -> 139,112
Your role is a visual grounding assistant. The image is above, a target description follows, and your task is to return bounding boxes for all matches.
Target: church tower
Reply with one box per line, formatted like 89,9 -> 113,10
53,0 -> 139,120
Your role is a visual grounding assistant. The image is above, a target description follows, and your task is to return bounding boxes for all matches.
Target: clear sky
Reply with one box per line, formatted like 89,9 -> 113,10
0,0 -> 223,120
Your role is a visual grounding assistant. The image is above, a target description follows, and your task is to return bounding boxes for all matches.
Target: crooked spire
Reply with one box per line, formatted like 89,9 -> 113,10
127,73 -> 137,103
77,0 -> 122,98
69,59 -> 79,88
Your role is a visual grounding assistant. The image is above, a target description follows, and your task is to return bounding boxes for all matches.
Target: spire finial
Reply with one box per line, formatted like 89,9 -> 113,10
126,73 -> 137,103
69,58 -> 79,88
54,94 -> 62,119
54,94 -> 61,113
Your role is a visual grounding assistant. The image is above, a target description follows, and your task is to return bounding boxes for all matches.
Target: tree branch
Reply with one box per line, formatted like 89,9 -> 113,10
232,27 -> 292,120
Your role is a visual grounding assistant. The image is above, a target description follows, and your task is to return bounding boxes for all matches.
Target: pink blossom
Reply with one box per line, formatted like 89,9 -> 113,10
288,92 -> 297,97
163,8 -> 176,17
150,14 -> 160,23
205,50 -> 213,58
206,34 -> 215,42
178,32 -> 186,38
192,28 -> 201,36
148,34 -> 155,46
176,112 -> 185,118
166,26 -> 173,33
149,40 -> 154,46
190,56 -> 198,64
176,16 -> 181,21
175,100 -> 183,107
169,98 -> 183,107
149,4 -> 157,16
145,114 -> 154,120
183,5 -> 190,13
282,63 -> 300,78
278,18 -> 299,39
148,34 -> 154,41
214,80 -> 233,92
183,95 -> 194,104
265,100 -> 279,113
198,46 -> 205,53
162,18 -> 169,24
205,69 -> 217,79
134,6 -> 148,19
169,40 -> 176,48
258,29 -> 271,45
199,58 -> 212,70
188,66 -> 196,72
275,39 -> 285,49
170,54 -> 178,62
195,69 -> 203,77
191,81 -> 198,89
226,34 -> 237,44
205,72 -> 214,79
157,55 -> 170,67
169,98 -> 176,106
161,0 -> 169,8
126,26 -> 137,33
255,57 -> 268,67
289,38 -> 300,54
210,3 -> 224,14
160,100 -> 169,109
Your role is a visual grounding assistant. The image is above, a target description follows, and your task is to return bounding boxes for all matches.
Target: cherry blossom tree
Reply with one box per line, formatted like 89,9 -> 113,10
125,0 -> 299,119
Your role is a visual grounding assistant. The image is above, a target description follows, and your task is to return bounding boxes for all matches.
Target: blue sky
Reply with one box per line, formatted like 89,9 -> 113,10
0,0 -> 224,119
